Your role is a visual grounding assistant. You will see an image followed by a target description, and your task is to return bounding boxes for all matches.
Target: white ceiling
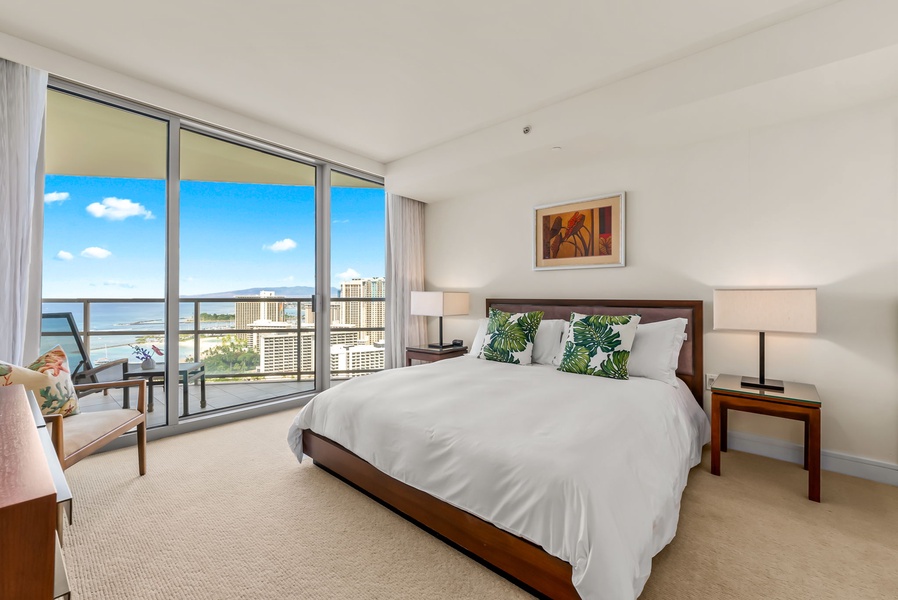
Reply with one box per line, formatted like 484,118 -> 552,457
2,0 -> 897,201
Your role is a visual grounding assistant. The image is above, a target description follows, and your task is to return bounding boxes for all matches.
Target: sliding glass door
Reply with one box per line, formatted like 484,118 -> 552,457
179,130 -> 317,413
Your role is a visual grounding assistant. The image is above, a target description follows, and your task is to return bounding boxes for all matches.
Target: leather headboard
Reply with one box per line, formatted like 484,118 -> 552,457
486,299 -> 704,405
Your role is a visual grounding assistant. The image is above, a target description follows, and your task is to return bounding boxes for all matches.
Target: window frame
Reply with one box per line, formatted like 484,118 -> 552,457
45,77 -> 385,441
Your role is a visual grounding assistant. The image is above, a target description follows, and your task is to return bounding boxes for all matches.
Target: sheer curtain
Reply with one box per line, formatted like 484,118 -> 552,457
384,193 -> 427,369
0,59 -> 48,364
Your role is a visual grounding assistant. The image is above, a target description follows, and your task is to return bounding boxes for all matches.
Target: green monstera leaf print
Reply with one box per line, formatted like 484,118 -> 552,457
572,319 -> 620,355
480,309 -> 544,364
517,311 -> 542,344
558,342 -> 591,374
486,308 -> 510,335
586,314 -> 633,327
599,350 -> 631,380
557,312 -> 639,380
487,314 -> 527,353
482,344 -> 519,365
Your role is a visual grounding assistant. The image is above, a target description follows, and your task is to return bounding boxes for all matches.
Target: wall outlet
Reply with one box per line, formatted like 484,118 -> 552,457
706,374 -> 719,390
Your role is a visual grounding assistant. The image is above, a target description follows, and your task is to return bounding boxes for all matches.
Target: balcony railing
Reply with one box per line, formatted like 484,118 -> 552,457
42,297 -> 386,383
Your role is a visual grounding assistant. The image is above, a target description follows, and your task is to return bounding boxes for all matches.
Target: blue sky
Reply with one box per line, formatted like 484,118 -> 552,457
43,175 -> 385,298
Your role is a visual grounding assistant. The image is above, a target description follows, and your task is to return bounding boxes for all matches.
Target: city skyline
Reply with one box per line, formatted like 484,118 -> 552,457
242,277 -> 386,378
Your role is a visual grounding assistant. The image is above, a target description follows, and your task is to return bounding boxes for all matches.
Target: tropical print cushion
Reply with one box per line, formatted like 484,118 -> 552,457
0,346 -> 80,416
479,308 -> 544,365
558,313 -> 641,379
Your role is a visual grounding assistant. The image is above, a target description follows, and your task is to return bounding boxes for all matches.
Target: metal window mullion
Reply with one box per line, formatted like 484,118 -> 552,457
165,118 -> 181,427
315,164 -> 331,392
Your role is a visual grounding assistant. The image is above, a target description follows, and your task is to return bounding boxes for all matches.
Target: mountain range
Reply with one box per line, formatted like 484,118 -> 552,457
194,286 -> 341,298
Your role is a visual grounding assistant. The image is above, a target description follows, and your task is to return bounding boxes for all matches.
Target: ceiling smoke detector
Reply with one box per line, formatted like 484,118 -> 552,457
522,126 -> 531,135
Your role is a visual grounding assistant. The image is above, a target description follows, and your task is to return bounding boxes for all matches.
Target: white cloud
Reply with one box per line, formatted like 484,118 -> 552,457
332,219 -> 349,224
90,280 -> 136,289
337,268 -> 360,281
86,197 -> 153,220
44,191 -> 70,203
263,238 -> 297,252
81,247 -> 112,259
55,250 -> 74,261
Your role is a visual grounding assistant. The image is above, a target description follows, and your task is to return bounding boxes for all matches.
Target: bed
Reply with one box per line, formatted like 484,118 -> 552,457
288,299 -> 708,599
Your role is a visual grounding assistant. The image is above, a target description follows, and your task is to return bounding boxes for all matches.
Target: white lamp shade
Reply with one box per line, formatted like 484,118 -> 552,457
713,288 -> 817,334
410,291 -> 470,317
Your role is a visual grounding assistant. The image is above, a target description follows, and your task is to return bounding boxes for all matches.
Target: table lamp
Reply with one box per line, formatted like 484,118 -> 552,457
713,288 -> 817,392
410,291 -> 470,349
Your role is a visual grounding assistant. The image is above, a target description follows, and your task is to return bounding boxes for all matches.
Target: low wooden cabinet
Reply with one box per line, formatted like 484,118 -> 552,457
0,385 -> 70,599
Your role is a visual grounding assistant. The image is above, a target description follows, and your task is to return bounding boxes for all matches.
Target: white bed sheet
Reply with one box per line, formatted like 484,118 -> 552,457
288,357 -> 709,600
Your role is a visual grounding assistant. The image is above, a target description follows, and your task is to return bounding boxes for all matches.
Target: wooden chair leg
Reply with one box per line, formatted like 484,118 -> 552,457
137,420 -> 147,476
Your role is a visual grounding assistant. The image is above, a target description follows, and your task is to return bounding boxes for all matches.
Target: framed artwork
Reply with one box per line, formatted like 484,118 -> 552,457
534,192 -> 626,270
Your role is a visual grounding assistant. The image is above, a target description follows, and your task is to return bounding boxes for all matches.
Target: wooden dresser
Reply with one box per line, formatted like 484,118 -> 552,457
0,385 -> 71,599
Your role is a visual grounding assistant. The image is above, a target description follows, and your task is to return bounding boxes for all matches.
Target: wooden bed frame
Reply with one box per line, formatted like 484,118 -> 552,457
303,298 -> 704,599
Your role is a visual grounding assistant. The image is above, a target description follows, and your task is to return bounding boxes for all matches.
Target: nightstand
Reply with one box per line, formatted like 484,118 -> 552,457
406,346 -> 468,366
711,374 -> 822,502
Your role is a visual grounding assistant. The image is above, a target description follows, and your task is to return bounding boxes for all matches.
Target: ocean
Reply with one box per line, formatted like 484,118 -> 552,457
42,301 -> 297,364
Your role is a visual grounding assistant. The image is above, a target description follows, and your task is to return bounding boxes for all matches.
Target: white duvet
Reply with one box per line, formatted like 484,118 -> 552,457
288,357 -> 709,600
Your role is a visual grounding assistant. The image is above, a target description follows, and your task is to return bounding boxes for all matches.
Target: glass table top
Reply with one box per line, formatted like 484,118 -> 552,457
712,373 -> 820,405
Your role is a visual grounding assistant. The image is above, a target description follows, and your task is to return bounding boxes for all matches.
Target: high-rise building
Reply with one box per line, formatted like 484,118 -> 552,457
255,280 -> 385,379
259,329 -> 361,377
339,277 -> 385,344
258,332 -> 298,374
248,319 -> 291,350
331,344 -> 385,378
235,291 -> 285,342
301,300 -> 344,326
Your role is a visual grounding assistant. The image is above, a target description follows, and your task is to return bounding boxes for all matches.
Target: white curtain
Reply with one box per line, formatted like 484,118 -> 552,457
0,59 -> 48,364
384,193 -> 427,369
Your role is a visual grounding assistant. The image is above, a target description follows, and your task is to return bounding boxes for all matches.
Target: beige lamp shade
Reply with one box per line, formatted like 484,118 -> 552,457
713,288 -> 817,333
410,292 -> 470,317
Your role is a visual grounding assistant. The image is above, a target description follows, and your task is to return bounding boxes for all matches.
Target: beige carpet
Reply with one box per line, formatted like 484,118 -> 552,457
62,410 -> 898,599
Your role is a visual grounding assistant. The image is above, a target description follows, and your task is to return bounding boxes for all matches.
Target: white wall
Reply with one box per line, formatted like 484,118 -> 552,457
425,99 -> 898,469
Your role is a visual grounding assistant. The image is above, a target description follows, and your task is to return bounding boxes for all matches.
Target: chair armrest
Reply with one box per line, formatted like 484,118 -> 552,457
43,413 -> 65,465
74,379 -> 147,414
78,358 -> 128,380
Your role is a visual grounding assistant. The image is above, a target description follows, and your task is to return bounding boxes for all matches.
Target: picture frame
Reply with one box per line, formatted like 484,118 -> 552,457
533,192 -> 626,270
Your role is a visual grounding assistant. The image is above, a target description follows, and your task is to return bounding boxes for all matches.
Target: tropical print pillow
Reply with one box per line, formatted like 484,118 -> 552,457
558,313 -> 641,379
0,346 -> 80,416
479,308 -> 544,365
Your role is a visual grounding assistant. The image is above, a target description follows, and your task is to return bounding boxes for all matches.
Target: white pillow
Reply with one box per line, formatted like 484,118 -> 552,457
552,321 -> 570,367
531,319 -> 566,364
468,318 -> 489,357
628,318 -> 688,385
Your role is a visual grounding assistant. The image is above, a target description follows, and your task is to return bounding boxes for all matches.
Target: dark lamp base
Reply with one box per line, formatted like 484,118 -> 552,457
741,376 -> 785,393
427,342 -> 455,349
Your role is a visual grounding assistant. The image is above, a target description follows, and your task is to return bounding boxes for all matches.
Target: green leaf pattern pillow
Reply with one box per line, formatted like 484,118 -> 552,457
479,308 -> 544,365
558,313 -> 641,379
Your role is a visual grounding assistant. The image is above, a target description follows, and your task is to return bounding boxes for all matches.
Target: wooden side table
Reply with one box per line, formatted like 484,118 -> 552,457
406,346 -> 468,366
711,374 -> 822,502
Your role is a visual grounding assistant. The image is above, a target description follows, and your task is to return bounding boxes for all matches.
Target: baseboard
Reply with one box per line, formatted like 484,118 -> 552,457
726,431 -> 898,487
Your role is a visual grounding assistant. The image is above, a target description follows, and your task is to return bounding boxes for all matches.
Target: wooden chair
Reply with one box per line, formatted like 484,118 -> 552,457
44,379 -> 147,474
43,378 -> 147,544
40,312 -> 128,398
